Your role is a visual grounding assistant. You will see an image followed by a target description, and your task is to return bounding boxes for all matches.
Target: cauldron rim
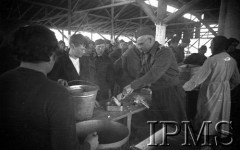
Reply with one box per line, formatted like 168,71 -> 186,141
76,120 -> 129,149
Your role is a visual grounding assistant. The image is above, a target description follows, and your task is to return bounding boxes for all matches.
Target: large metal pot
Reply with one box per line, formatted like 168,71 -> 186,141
76,120 -> 129,149
67,80 -> 99,121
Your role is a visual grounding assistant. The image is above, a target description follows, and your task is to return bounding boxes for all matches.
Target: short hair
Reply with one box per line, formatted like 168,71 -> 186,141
105,40 -> 111,44
169,36 -> 180,44
58,40 -> 65,45
69,34 -> 88,48
127,41 -> 133,45
119,39 -> 125,43
228,37 -> 239,45
211,35 -> 228,55
13,25 -> 58,62
199,45 -> 207,51
182,38 -> 190,44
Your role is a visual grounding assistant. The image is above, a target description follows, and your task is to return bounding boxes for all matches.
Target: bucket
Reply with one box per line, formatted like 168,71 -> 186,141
76,120 -> 129,150
67,80 -> 99,121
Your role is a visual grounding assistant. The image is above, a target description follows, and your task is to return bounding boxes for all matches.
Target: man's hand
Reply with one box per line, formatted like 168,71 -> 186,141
183,81 -> 195,91
123,84 -> 134,97
94,101 -> 100,108
84,132 -> 99,150
57,79 -> 68,86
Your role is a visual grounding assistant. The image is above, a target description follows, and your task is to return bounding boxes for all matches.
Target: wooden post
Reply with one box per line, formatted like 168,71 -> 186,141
62,29 -> 65,41
218,0 -> 240,39
68,0 -> 72,37
136,0 -> 156,23
218,0 -> 227,35
155,0 -> 167,45
111,0 -> 115,43
91,30 -> 93,41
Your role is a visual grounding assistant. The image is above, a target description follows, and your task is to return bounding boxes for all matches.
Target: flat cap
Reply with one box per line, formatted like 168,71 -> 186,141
105,40 -> 111,44
95,39 -> 105,45
135,26 -> 155,39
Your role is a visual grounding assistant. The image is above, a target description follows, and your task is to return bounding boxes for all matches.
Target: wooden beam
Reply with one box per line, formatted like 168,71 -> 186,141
32,1 -> 135,22
73,21 -> 109,28
89,27 -> 107,40
115,22 -> 130,40
99,0 -> 111,17
74,0 -> 136,14
198,17 -> 217,36
114,4 -> 128,20
71,14 -> 86,25
18,5 -> 34,20
74,14 -> 88,34
72,0 -> 81,11
43,10 -> 65,25
140,9 -> 143,24
163,0 -> 203,24
50,22 -> 68,40
30,7 -> 44,20
33,13 -> 68,22
119,16 -> 149,21
22,0 -> 69,11
177,0 -> 217,36
136,0 -> 156,23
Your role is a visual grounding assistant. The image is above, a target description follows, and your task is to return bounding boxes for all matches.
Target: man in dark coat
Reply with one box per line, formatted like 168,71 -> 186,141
94,39 -> 115,101
184,45 -> 207,66
48,34 -> 97,85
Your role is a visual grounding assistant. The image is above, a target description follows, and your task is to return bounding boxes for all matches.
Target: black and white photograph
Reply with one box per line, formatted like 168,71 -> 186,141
1,0 -> 240,150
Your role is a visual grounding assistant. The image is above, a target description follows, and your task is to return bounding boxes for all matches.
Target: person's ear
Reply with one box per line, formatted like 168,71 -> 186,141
70,43 -> 75,49
49,54 -> 56,63
149,37 -> 153,44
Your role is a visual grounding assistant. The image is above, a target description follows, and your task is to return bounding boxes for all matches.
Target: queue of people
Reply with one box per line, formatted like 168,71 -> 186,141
1,21 -> 240,150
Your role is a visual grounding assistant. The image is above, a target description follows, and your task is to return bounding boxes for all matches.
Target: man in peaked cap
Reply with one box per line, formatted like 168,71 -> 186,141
122,26 -> 187,123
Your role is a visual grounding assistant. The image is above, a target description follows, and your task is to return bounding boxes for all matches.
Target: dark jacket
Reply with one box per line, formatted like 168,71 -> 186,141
109,48 -> 122,63
114,45 -> 141,89
170,45 -> 185,64
48,53 -> 97,84
0,68 -> 90,150
131,42 -> 180,90
184,53 -> 207,66
95,54 -> 115,101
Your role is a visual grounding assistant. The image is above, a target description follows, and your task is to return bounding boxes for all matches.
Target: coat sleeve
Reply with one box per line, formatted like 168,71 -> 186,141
48,88 -> 79,150
183,58 -> 212,91
48,58 -> 64,81
48,87 -> 93,150
106,61 -> 115,91
130,48 -> 172,90
230,62 -> 240,90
